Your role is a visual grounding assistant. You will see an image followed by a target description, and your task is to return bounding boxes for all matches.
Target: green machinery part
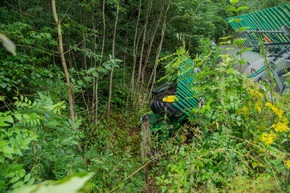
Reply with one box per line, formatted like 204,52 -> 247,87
226,4 -> 290,93
147,57 -> 199,140
227,4 -> 290,50
145,4 -> 290,141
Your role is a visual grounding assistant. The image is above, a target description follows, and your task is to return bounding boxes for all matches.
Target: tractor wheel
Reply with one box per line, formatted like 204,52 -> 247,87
149,89 -> 182,117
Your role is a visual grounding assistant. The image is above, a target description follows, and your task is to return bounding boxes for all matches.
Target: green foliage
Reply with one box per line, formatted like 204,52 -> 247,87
1,93 -> 145,192
70,54 -> 121,93
159,47 -> 190,83
155,138 -> 256,192
0,93 -> 85,192
150,38 -> 290,192
0,22 -> 60,99
227,174 -> 280,193
0,109 -> 37,190
82,114 -> 144,192
1,1 -> 289,193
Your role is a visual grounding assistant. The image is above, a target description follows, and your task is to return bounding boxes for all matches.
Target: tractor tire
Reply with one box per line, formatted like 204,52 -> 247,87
149,89 -> 182,117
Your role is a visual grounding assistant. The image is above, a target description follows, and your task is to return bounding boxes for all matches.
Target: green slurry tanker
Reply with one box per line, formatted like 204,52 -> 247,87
140,4 -> 290,164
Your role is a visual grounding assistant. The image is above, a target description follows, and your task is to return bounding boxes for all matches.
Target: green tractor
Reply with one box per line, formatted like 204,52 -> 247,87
140,4 -> 290,166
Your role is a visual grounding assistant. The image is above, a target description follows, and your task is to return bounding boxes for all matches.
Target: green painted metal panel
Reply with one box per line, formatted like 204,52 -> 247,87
227,4 -> 290,48
170,58 -> 199,116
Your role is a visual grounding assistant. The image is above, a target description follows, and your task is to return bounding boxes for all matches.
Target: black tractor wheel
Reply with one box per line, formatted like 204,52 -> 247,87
149,89 -> 182,117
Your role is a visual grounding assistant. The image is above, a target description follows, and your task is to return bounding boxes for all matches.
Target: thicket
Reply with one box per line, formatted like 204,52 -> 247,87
149,41 -> 290,192
0,0 -> 289,192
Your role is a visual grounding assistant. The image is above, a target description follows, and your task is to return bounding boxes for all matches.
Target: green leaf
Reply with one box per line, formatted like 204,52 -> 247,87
238,59 -> 247,65
11,181 -> 24,189
0,83 -> 7,88
77,80 -> 84,86
92,71 -> 99,78
3,146 -> 14,156
0,114 -> 14,126
227,6 -> 236,12
27,177 -> 35,186
24,173 -> 31,183
236,6 -> 248,12
9,176 -> 20,184
87,67 -> 96,74
233,38 -> 245,45
19,169 -> 26,178
113,59 -> 122,63
240,47 -> 252,53
229,18 -> 242,23
230,0 -> 239,5
0,96 -> 5,102
97,66 -> 108,74
237,26 -> 250,32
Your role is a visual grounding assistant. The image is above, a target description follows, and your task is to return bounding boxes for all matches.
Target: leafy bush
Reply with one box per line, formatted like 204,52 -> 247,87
0,22 -> 60,99
151,39 -> 289,192
0,111 -> 37,191
0,93 -> 84,192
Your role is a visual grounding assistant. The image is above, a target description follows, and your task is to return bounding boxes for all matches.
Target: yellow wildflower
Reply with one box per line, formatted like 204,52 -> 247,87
261,132 -> 277,145
265,102 -> 272,107
286,160 -> 290,168
265,102 -> 283,119
240,106 -> 249,115
255,103 -> 262,114
271,121 -> 290,132
249,89 -> 263,99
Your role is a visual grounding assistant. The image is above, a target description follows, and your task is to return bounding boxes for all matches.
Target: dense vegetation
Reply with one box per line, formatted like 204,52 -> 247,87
0,0 -> 289,192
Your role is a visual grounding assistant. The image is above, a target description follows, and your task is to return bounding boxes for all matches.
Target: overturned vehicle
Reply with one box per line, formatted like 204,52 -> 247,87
140,4 -> 290,164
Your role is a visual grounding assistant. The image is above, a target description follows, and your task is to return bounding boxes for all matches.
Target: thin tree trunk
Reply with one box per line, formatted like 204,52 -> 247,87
17,0 -> 22,17
51,0 -> 75,121
94,0 -> 106,124
107,4 -> 119,116
148,0 -> 171,96
141,4 -> 164,86
91,6 -> 97,123
136,0 -> 153,90
100,0 -> 106,66
129,0 -> 142,98
82,35 -> 87,69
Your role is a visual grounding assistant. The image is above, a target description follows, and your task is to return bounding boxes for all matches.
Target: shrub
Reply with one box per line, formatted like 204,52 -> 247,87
151,39 -> 289,192
0,93 -> 84,191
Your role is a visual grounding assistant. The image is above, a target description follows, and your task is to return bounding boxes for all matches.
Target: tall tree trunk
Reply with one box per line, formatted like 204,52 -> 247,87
107,4 -> 119,116
51,0 -> 75,121
100,0 -> 106,66
17,0 -> 22,17
136,0 -> 153,90
141,4 -> 164,86
91,5 -> 97,123
94,0 -> 106,124
81,5 -> 88,70
129,0 -> 142,105
148,0 -> 171,96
